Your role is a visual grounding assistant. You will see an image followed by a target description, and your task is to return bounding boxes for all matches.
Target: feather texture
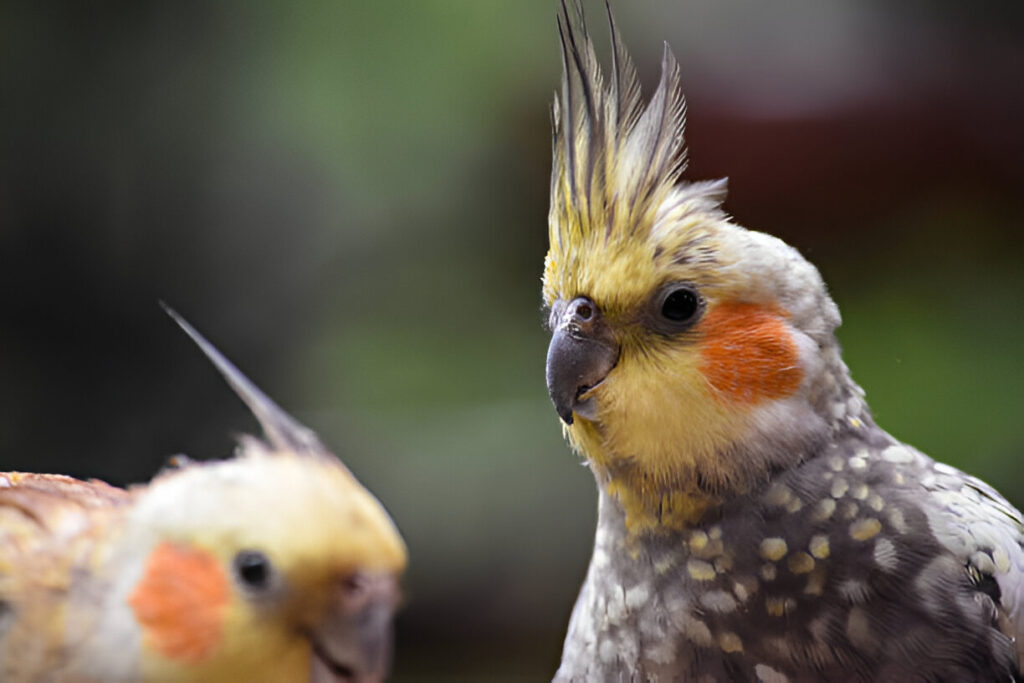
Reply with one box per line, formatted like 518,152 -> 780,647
551,0 -> 688,254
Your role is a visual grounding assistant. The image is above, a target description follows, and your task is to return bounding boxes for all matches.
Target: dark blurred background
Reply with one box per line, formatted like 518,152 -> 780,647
1,1 -> 1022,680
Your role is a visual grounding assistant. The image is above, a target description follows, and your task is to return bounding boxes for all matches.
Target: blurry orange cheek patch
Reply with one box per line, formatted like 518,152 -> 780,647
698,303 -> 803,405
129,541 -> 230,663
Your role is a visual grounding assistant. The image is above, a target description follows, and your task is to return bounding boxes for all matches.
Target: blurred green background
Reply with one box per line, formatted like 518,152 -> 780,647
2,1 -> 1022,680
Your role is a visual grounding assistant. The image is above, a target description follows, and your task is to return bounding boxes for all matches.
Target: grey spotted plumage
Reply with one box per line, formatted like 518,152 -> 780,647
556,426 -> 1024,682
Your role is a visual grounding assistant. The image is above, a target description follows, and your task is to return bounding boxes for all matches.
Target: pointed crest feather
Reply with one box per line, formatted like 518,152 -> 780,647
161,303 -> 326,456
551,1 -> 690,248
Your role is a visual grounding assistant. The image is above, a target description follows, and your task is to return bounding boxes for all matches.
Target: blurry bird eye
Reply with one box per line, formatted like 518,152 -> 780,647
660,286 -> 700,323
234,550 -> 272,589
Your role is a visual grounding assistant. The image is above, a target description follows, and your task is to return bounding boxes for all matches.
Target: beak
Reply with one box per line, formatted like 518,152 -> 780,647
545,296 -> 619,425
310,572 -> 400,683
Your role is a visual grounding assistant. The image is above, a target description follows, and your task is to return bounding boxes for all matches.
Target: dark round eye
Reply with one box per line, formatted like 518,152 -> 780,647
234,550 -> 272,589
660,286 -> 700,323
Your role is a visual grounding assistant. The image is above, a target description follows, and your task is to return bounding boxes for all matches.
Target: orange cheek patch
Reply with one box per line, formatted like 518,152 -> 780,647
129,541 -> 230,663
698,303 -> 803,405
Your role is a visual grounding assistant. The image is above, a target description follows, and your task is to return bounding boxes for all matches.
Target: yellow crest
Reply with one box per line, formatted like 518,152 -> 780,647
545,3 -> 731,313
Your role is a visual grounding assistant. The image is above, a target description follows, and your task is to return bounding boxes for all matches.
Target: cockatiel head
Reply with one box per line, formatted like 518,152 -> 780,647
0,310 -> 406,682
543,4 -> 854,532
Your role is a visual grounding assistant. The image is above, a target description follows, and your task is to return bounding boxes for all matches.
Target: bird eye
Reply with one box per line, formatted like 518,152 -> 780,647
659,285 -> 701,324
234,549 -> 273,590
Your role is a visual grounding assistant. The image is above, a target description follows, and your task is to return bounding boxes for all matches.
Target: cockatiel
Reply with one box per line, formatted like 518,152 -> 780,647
0,309 -> 406,682
543,4 -> 1024,681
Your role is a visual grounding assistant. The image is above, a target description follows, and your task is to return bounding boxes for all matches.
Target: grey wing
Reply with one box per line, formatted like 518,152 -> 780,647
922,461 -> 1024,671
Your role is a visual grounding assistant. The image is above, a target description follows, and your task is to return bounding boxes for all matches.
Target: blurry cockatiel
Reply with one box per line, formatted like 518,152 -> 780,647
0,309 -> 406,682
543,3 -> 1024,681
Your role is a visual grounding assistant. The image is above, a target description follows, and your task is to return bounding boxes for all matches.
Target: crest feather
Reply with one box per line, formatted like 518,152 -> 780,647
551,1 -> 690,249
161,303 -> 327,457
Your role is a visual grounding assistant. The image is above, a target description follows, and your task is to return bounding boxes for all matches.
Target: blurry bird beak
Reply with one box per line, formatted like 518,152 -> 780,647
546,297 -> 619,425
310,572 -> 400,683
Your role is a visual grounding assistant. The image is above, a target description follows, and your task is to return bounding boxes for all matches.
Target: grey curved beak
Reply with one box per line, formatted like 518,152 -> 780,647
545,297 -> 618,425
310,572 -> 400,683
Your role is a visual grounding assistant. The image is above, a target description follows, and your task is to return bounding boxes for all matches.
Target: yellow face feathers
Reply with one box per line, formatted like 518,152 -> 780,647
122,311 -> 405,680
133,448 -> 406,576
125,450 -> 405,681
544,9 -> 840,534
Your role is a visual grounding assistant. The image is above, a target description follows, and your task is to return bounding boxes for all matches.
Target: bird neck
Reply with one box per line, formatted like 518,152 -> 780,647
580,340 -> 868,537
599,468 -> 719,536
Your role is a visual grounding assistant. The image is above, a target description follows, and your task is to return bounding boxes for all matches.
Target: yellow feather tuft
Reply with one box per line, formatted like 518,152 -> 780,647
544,5 -> 734,319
